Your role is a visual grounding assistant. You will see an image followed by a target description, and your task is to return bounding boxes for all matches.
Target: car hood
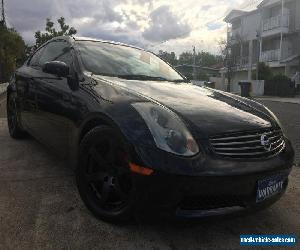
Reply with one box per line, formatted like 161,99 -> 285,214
93,76 -> 274,136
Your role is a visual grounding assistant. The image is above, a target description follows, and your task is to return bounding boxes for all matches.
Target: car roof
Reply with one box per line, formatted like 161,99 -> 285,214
73,36 -> 144,51
51,36 -> 145,51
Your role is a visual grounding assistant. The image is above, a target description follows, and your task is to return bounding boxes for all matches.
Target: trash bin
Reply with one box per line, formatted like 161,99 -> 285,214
238,81 -> 251,97
204,81 -> 215,89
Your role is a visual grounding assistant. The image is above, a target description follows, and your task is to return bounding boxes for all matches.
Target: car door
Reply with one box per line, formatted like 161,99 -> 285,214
31,40 -> 76,158
16,47 -> 45,130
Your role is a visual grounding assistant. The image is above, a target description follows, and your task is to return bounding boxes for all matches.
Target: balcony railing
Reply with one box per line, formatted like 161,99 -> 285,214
260,49 -> 280,62
239,56 -> 249,66
228,27 -> 242,43
262,15 -> 289,31
232,56 -> 249,70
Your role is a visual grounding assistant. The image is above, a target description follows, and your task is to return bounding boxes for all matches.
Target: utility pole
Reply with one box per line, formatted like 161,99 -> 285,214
0,0 -> 6,27
248,40 -> 253,80
226,44 -> 231,92
279,0 -> 284,61
256,30 -> 261,80
192,46 -> 196,80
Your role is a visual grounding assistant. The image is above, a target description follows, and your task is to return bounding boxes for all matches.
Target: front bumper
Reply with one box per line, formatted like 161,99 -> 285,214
130,138 -> 294,218
132,168 -> 291,218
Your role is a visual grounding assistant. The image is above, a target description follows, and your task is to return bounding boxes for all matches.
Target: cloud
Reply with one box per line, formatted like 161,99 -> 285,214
5,0 -> 257,54
142,5 -> 191,42
201,5 -> 212,11
206,22 -> 223,31
93,2 -> 123,23
80,24 -> 145,48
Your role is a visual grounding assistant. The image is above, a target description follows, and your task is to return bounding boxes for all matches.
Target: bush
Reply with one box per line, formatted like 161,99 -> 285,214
0,26 -> 25,82
253,62 -> 273,80
264,74 -> 296,97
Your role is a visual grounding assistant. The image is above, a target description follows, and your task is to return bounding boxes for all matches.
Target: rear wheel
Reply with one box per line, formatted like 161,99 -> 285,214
76,125 -> 135,222
7,93 -> 26,139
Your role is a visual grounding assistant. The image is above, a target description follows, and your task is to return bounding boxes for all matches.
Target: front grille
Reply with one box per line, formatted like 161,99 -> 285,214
209,128 -> 285,159
179,195 -> 245,210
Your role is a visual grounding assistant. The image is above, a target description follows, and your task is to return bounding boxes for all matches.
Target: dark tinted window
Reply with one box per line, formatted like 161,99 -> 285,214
76,41 -> 184,81
39,41 -> 72,66
28,47 -> 44,67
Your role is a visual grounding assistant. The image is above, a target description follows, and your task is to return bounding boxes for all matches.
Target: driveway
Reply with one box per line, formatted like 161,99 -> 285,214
0,93 -> 6,118
0,95 -> 299,250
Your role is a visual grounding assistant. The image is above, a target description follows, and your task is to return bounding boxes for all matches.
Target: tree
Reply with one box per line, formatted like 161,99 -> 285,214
178,52 -> 194,65
177,51 -> 221,67
34,17 -> 77,48
196,51 -> 221,67
218,38 -> 234,92
156,49 -> 222,80
254,62 -> 273,80
0,26 -> 25,82
158,50 -> 178,65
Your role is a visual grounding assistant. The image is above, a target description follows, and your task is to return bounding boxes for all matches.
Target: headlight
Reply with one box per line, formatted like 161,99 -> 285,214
132,102 -> 199,156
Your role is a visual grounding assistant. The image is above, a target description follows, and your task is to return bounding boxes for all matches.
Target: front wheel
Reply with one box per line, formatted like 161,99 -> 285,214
7,93 -> 26,139
76,125 -> 136,222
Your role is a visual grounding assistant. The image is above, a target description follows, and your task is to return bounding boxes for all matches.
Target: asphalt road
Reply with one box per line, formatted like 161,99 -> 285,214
0,95 -> 299,250
259,100 -> 300,165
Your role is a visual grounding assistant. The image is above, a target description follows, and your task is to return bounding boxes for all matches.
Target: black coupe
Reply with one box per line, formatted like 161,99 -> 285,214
7,36 -> 294,222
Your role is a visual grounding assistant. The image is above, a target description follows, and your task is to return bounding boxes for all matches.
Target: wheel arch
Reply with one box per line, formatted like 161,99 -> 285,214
70,112 -> 133,171
78,113 -> 124,144
6,84 -> 15,98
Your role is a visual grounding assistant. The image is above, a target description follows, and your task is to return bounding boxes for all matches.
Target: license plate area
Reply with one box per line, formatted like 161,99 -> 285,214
256,174 -> 287,203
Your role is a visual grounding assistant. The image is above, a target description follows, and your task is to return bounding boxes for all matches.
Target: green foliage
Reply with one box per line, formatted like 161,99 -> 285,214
157,49 -> 221,80
178,51 -> 221,67
34,17 -> 77,48
265,74 -> 295,97
157,50 -> 222,67
255,62 -> 273,80
271,74 -> 290,81
0,26 -> 25,82
177,52 -> 192,65
158,50 -> 177,66
174,65 -> 211,81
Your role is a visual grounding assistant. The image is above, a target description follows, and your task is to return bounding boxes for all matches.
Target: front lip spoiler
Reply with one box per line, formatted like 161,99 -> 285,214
176,206 -> 244,218
174,191 -> 286,218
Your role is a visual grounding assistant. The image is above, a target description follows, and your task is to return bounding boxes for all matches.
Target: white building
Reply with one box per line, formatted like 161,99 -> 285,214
224,0 -> 300,84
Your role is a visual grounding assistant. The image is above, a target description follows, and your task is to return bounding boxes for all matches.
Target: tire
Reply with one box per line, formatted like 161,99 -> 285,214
7,92 -> 26,139
76,125 -> 136,222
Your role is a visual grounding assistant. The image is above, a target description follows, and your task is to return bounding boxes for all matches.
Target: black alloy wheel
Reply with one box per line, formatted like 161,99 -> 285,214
7,93 -> 26,139
77,125 -> 135,222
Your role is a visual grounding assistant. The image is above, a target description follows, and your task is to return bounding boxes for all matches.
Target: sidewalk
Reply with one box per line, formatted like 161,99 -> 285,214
255,95 -> 300,105
0,83 -> 8,96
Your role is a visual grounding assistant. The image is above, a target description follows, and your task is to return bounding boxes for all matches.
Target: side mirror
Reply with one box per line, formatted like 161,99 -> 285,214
42,61 -> 69,77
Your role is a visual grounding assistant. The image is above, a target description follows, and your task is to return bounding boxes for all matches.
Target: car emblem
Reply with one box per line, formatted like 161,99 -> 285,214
261,134 -> 271,151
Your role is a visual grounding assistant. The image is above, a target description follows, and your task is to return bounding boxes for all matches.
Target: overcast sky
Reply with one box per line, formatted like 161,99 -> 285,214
5,0 -> 260,54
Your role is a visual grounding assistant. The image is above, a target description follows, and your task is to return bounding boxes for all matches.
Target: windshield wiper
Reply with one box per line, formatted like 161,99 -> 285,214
116,74 -> 169,81
172,79 -> 189,83
95,73 -> 185,82
116,74 -> 186,82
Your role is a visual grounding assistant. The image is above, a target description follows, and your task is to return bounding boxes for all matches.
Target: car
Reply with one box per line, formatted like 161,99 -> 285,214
7,36 -> 294,222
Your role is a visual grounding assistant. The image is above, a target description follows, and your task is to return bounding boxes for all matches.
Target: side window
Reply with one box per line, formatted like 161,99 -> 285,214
39,41 -> 72,66
28,47 -> 44,67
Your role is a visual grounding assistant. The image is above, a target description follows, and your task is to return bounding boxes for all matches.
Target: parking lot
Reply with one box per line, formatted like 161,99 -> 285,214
0,94 -> 299,250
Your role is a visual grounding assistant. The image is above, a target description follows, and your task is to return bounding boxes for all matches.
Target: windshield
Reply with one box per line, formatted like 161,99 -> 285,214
76,41 -> 184,82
